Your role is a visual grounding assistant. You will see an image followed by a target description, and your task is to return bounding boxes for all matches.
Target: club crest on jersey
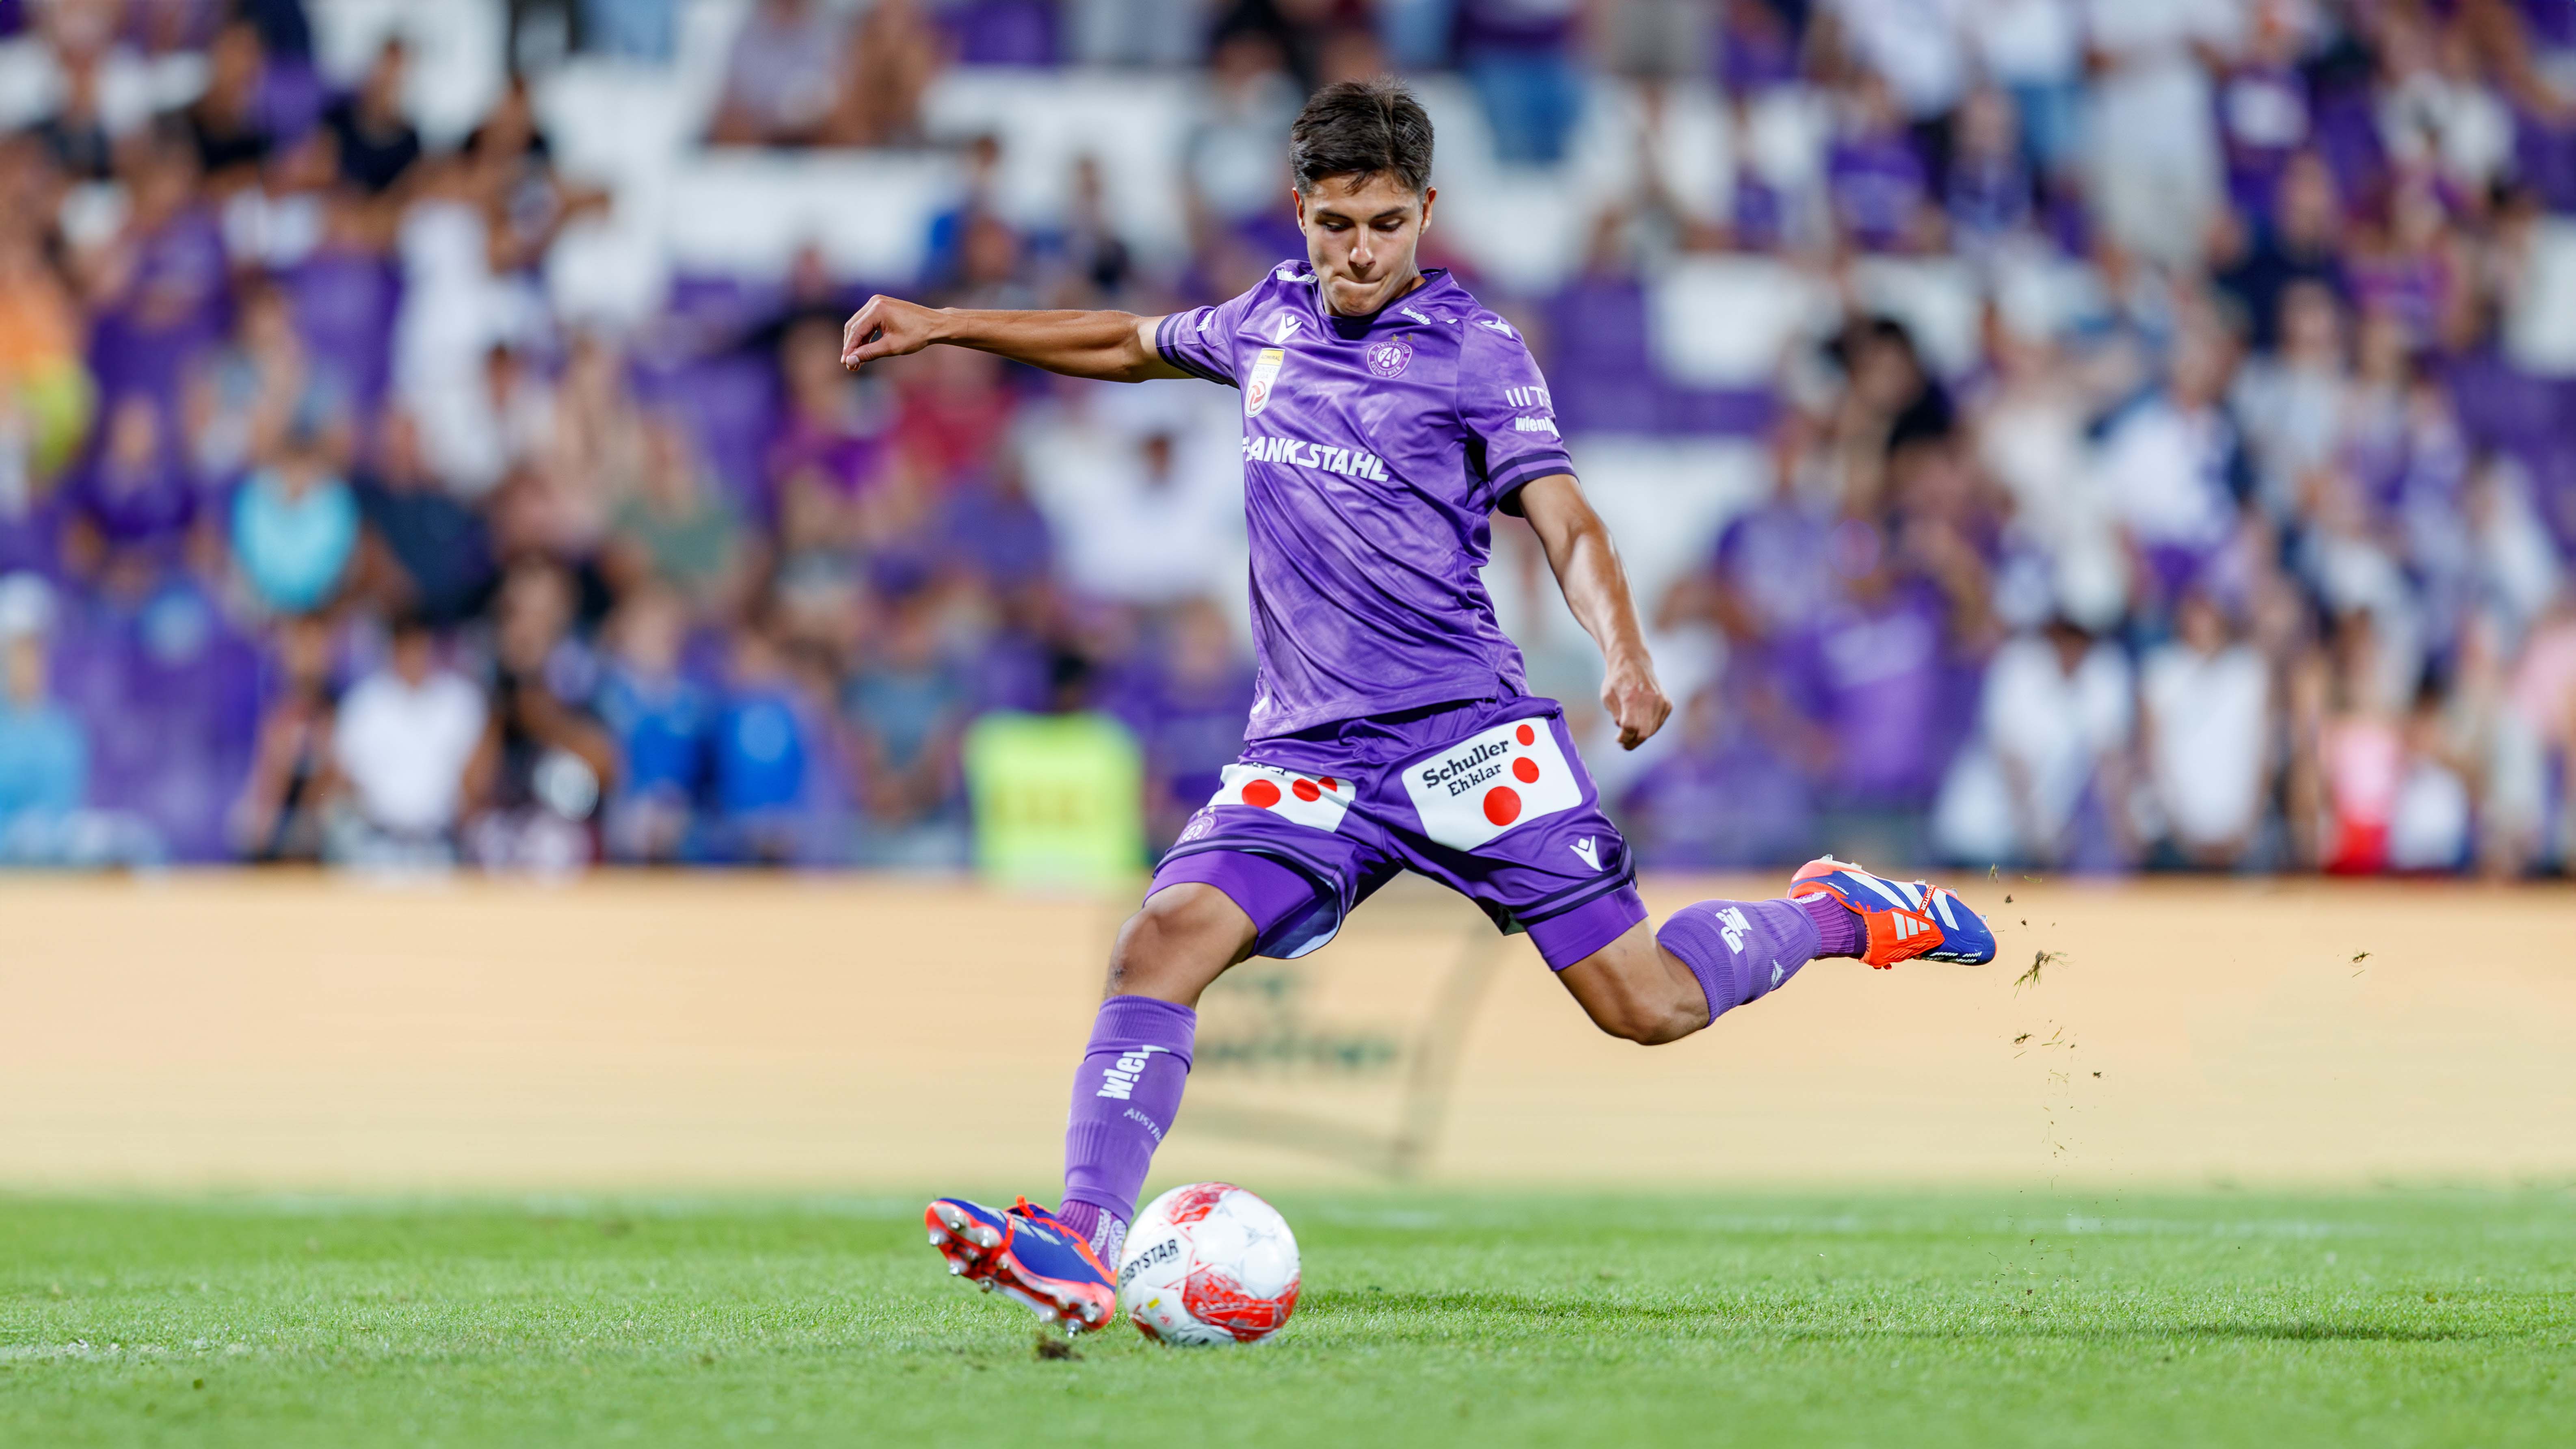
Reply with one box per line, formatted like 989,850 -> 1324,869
1244,347 -> 1286,417
1367,336 -> 1412,378
1401,717 -> 1584,852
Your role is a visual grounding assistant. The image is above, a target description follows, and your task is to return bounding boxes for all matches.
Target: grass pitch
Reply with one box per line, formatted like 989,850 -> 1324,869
3,1190 -> 2569,1447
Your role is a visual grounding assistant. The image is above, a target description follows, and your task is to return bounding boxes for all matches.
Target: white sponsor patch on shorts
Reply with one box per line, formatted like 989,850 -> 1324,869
1212,763 -> 1353,832
1400,716 -> 1583,852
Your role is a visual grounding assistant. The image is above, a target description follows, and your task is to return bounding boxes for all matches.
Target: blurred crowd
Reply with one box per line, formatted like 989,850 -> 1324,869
0,0 -> 2572,878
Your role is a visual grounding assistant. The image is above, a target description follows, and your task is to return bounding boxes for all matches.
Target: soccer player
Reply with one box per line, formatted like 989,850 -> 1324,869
841,79 -> 1996,1332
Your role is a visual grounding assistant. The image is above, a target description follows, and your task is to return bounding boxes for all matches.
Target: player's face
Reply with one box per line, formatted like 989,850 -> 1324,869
1294,172 -> 1436,318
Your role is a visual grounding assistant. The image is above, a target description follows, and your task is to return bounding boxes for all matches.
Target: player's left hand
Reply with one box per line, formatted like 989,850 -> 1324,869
1601,659 -> 1669,750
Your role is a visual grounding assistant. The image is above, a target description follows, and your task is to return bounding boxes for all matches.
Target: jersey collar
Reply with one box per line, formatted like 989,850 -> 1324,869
1295,265 -> 1462,340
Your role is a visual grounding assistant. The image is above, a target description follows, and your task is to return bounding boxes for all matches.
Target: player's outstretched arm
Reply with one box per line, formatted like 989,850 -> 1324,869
839,294 -> 1189,383
1517,473 -> 1671,751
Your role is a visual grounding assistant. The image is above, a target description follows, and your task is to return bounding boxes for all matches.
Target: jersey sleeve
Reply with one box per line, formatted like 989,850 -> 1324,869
1457,314 -> 1574,515
1152,282 -> 1263,388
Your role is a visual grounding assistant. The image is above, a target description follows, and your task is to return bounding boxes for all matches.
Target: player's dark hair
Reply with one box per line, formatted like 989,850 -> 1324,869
1290,77 -> 1434,196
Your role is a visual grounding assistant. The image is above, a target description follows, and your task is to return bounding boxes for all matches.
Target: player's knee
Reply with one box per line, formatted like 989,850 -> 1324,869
1589,994 -> 1698,1046
1105,884 -> 1254,1001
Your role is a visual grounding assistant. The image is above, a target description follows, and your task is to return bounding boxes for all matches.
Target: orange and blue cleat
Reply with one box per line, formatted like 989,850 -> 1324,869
925,1196 -> 1118,1333
1789,856 -> 1996,969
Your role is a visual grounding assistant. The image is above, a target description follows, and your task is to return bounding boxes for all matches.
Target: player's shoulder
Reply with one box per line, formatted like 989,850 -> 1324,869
1253,260 -> 1322,299
1430,277 -> 1529,354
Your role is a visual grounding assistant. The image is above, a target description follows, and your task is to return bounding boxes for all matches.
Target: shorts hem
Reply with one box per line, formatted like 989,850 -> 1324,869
1525,885 -> 1648,971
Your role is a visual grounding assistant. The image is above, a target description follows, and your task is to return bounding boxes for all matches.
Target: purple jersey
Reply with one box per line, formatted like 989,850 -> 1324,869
1153,263 -> 1572,738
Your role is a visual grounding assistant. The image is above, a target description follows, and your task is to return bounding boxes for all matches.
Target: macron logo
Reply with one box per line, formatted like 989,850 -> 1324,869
1479,317 -> 1517,337
1570,837 -> 1600,871
1096,1046 -> 1168,1100
1272,314 -> 1302,345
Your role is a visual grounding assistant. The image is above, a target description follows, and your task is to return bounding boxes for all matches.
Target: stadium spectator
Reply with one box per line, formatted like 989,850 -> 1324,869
471,558 -> 614,872
0,202 -> 91,494
1185,28 -> 1301,227
231,609 -> 337,861
827,0 -> 943,148
606,417 -> 758,621
181,20 -> 274,186
1456,0 -> 1585,165
0,573 -> 87,854
353,409 -> 495,628
843,587 -> 969,865
2139,591 -> 2273,869
594,585 -> 708,863
185,278 -> 346,485
30,45 -> 115,182
1933,616 -> 2124,869
66,393 -> 195,561
579,0 -> 681,63
230,421 -> 357,615
323,39 -> 423,197
712,620 -> 818,864
328,615 -> 487,867
707,0 -> 850,148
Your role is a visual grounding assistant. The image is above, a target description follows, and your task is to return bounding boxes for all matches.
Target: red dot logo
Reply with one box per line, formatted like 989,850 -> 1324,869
1482,787 -> 1521,826
1515,724 -> 1536,746
1291,779 -> 1321,802
1512,757 -> 1540,783
1241,779 -> 1280,809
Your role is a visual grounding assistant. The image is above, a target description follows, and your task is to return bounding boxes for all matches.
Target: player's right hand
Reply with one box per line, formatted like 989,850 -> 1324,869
841,294 -> 939,370
1601,657 -> 1670,751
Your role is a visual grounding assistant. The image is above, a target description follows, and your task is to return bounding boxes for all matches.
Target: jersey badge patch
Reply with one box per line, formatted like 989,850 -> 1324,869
1366,336 -> 1413,378
1245,347 -> 1286,417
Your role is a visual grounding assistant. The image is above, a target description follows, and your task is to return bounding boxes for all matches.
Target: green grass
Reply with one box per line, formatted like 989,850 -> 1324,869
3,1190 -> 2571,1447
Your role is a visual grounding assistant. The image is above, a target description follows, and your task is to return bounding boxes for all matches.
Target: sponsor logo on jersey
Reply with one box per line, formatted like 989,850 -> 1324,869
1241,433 -> 1392,481
1271,314 -> 1302,345
1210,762 -> 1353,832
1570,836 -> 1600,871
1478,316 -> 1517,337
1367,336 -> 1413,378
1504,385 -> 1553,409
1399,307 -> 1432,325
1244,347 -> 1286,417
1401,717 -> 1583,852
1513,416 -> 1560,437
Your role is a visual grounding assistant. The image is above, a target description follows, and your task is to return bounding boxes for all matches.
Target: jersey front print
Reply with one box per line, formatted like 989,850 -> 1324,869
1154,264 -> 1572,739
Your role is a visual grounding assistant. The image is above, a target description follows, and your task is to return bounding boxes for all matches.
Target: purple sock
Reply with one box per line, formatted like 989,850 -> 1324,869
1656,898 -> 1826,1023
1058,995 -> 1195,1265
1795,892 -> 1862,957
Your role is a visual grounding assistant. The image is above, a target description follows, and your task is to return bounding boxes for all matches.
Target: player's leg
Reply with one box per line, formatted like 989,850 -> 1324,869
1556,893 -> 1858,1044
925,858 -> 1328,1331
1556,860 -> 1997,1045
927,755 -> 1376,1333
1050,865 -> 1298,1262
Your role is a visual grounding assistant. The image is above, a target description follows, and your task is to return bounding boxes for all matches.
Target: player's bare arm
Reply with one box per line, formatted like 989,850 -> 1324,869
1516,474 -> 1672,750
839,294 -> 1185,382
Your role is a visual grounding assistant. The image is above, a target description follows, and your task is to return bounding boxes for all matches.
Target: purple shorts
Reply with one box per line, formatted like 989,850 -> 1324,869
1146,696 -> 1646,970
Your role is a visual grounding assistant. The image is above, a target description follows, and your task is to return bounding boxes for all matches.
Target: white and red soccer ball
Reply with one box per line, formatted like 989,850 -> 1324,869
1116,1183 -> 1300,1345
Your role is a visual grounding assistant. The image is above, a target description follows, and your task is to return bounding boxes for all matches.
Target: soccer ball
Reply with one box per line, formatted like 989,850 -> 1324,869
1115,1183 -> 1300,1345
